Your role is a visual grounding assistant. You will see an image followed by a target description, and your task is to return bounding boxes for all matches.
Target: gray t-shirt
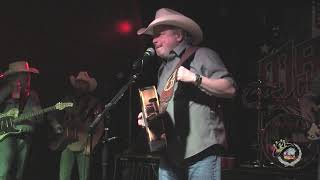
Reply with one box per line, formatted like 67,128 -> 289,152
157,41 -> 235,160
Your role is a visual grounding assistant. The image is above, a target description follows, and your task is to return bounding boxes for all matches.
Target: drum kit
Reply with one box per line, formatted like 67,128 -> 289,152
243,80 -> 318,170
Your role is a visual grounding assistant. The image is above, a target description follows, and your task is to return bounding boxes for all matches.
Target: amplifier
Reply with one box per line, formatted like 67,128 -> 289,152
112,153 -> 160,180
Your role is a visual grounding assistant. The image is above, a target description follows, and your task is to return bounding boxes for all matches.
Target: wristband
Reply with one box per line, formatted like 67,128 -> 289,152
195,74 -> 202,87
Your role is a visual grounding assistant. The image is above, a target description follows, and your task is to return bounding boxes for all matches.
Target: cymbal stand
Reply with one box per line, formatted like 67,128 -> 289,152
254,80 -> 266,167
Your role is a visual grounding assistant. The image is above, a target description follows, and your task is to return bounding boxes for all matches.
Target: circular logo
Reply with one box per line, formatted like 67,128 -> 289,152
272,139 -> 302,167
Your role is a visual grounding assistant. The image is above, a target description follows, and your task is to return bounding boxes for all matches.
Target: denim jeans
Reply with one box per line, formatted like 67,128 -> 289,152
59,148 -> 90,180
318,156 -> 320,180
159,155 -> 221,180
0,136 -> 31,180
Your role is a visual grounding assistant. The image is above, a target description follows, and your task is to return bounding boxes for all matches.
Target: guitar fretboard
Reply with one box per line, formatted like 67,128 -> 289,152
15,106 -> 56,122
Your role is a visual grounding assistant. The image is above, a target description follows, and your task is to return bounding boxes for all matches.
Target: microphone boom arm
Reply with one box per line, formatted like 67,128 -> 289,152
88,74 -> 139,132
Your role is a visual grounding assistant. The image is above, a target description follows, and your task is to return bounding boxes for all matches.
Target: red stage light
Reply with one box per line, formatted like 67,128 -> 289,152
116,20 -> 132,34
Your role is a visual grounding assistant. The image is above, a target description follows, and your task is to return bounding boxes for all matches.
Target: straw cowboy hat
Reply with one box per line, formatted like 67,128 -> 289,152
69,71 -> 97,92
137,8 -> 203,45
4,61 -> 39,76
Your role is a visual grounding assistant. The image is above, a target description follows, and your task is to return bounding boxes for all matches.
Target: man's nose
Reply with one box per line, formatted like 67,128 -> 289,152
152,37 -> 159,44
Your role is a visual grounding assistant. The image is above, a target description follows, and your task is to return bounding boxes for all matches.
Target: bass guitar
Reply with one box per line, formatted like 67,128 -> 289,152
0,102 -> 73,141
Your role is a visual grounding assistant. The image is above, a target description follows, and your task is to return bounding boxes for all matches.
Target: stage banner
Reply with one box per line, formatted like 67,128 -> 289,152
294,36 -> 320,98
256,38 -> 320,169
258,41 -> 294,99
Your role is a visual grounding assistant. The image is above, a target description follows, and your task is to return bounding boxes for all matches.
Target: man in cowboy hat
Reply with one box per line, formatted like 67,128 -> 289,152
47,71 -> 103,180
0,60 -> 42,180
137,8 -> 237,180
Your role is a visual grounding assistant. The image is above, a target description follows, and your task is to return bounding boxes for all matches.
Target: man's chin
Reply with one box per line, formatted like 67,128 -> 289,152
157,52 -> 170,59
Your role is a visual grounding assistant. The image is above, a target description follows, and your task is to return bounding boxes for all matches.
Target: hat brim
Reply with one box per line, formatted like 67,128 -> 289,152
137,15 -> 203,45
4,68 -> 39,76
69,75 -> 97,92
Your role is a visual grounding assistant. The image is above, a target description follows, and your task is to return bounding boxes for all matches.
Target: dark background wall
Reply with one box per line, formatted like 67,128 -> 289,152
0,0 -> 316,179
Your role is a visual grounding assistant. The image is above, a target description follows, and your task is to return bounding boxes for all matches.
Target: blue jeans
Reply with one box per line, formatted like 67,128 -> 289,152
159,155 -> 221,180
318,156 -> 320,180
59,148 -> 90,180
0,136 -> 31,180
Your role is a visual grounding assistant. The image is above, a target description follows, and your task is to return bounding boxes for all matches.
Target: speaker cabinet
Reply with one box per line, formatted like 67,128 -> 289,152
113,153 -> 160,180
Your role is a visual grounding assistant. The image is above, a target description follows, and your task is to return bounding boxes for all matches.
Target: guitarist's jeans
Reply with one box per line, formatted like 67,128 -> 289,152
59,148 -> 89,180
0,136 -> 31,180
318,156 -> 320,180
159,155 -> 221,180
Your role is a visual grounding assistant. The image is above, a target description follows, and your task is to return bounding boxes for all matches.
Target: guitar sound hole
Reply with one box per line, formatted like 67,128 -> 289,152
146,103 -> 159,116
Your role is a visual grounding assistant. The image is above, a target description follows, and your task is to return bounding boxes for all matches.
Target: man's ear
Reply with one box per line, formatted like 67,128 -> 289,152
176,31 -> 184,42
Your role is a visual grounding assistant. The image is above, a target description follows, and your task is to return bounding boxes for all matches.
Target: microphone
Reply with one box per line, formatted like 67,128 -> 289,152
132,47 -> 155,70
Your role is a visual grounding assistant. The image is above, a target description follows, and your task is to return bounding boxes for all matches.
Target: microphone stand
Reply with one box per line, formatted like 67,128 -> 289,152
88,61 -> 143,180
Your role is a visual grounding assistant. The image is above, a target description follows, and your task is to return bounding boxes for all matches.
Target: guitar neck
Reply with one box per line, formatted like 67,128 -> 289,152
15,106 -> 56,122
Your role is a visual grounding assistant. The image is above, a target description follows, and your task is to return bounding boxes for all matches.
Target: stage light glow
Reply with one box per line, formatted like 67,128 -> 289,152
116,20 -> 132,34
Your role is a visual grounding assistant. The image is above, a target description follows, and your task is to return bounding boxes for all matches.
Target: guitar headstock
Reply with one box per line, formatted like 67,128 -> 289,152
54,102 -> 74,110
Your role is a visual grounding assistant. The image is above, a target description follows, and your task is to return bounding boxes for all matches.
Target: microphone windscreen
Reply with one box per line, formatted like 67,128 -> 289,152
145,47 -> 155,56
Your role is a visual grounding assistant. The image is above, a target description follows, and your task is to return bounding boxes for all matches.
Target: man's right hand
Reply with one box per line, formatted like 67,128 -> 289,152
53,124 -> 64,135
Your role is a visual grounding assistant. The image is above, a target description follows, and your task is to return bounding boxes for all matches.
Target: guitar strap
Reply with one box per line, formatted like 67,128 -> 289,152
18,93 -> 29,116
159,46 -> 199,113
83,96 -> 99,122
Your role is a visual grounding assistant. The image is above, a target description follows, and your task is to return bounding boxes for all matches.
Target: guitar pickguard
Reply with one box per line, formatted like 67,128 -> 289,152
0,112 -> 22,140
0,108 -> 20,133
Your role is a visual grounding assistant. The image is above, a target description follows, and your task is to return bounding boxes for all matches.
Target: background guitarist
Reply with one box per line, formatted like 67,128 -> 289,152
299,73 -> 320,180
47,71 -> 103,180
0,60 -> 42,180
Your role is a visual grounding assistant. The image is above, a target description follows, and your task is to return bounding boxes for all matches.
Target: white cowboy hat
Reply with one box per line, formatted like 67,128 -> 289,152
137,8 -> 203,45
4,61 -> 39,76
69,71 -> 97,92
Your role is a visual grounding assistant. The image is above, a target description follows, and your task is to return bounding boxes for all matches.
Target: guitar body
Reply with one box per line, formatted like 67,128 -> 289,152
139,86 -> 167,152
48,102 -> 103,155
48,128 -> 79,151
67,129 -> 87,152
0,102 -> 73,142
0,108 -> 21,141
49,125 -> 102,155
0,116 -> 22,141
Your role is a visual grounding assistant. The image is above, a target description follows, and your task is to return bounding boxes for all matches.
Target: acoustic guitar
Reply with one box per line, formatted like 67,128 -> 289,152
0,102 -> 73,141
139,86 -> 167,152
48,106 -> 103,155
